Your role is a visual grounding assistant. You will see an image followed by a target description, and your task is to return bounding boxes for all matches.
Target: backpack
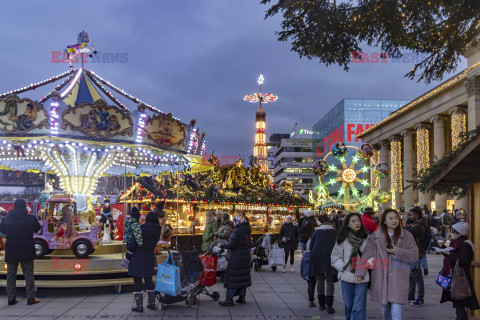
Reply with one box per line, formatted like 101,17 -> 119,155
300,251 -> 312,281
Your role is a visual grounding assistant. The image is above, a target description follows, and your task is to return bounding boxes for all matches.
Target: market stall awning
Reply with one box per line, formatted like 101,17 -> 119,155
426,134 -> 480,191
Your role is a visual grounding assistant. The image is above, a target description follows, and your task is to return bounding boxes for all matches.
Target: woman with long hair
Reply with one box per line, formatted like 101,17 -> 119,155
331,212 -> 369,320
440,222 -> 479,319
355,209 -> 418,320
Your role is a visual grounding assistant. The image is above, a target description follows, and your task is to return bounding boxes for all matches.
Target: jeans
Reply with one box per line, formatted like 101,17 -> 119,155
341,281 -> 368,320
300,242 -> 307,254
7,261 -> 36,301
420,253 -> 428,270
133,276 -> 154,292
226,287 -> 246,300
381,302 -> 402,320
408,267 -> 424,301
284,250 -> 295,265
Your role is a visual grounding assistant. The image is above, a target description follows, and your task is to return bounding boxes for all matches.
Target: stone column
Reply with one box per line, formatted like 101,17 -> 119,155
449,106 -> 469,210
402,130 -> 415,211
430,115 -> 448,212
389,136 -> 402,210
415,123 -> 431,209
465,76 -> 480,131
379,141 -> 390,210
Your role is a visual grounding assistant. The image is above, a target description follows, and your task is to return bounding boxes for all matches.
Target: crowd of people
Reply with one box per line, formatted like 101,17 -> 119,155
0,198 -> 478,319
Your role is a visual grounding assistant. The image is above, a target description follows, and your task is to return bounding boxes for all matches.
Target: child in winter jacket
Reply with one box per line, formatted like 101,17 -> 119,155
124,207 -> 143,260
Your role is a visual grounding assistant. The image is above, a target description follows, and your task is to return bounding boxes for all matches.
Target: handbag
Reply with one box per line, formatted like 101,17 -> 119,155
435,270 -> 452,290
155,252 -> 181,296
199,254 -> 218,287
450,260 -> 472,300
268,243 -> 285,267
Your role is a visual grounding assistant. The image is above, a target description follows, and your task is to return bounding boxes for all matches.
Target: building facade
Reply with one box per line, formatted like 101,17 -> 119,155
313,99 -> 410,159
271,125 -> 315,194
357,41 -> 480,213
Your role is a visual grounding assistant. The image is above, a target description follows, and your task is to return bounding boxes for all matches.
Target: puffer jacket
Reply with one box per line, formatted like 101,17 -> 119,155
331,236 -> 370,284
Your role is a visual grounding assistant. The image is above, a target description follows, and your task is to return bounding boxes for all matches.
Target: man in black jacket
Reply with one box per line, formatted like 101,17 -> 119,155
405,206 -> 427,307
0,199 -> 41,306
298,210 -> 315,253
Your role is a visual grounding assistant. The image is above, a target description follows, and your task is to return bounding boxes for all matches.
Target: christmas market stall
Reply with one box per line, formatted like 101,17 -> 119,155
119,156 -> 311,251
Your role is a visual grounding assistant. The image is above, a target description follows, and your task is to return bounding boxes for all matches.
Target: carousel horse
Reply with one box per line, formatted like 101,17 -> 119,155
65,31 -> 97,68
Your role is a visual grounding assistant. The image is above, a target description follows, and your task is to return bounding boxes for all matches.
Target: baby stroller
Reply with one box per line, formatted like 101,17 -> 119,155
252,233 -> 277,272
211,246 -> 228,282
155,250 -> 220,310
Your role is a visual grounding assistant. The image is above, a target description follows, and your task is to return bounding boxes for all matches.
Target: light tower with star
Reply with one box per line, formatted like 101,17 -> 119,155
244,74 -> 278,173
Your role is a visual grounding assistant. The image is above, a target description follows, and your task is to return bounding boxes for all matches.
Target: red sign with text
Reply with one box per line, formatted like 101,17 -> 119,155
316,123 -> 375,156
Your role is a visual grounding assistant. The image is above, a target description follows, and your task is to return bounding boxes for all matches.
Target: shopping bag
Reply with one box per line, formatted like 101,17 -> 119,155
155,252 -> 181,296
199,254 -> 218,287
268,243 -> 285,267
451,260 -> 472,300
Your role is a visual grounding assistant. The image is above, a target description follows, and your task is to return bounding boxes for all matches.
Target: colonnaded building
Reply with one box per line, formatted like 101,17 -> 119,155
358,39 -> 480,213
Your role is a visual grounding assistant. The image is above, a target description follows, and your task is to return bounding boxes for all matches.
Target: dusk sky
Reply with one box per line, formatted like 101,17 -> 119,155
0,1 -> 467,159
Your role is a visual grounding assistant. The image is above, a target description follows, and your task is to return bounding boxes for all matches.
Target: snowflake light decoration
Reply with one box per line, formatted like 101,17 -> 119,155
244,74 -> 278,105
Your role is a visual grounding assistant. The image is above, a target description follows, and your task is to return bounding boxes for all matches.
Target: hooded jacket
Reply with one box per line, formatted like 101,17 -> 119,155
221,222 -> 252,289
0,199 -> 41,263
215,215 -> 234,240
202,216 -> 218,251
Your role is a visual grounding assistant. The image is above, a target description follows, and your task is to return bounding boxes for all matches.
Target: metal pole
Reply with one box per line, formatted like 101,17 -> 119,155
176,162 -> 179,250
122,150 -> 127,258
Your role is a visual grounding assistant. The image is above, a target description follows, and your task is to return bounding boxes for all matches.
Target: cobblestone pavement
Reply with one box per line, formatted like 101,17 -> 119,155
0,252 -> 455,319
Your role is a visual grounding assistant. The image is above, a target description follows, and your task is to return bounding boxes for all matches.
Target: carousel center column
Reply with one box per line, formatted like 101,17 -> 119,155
430,115 -> 448,212
415,123 -> 431,209
379,141 -> 390,210
402,129 -> 415,213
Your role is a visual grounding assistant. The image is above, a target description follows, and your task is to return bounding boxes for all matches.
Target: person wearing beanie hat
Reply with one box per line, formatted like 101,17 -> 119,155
279,215 -> 299,272
127,209 -> 161,312
449,210 -> 466,229
0,198 -> 41,305
123,207 -> 143,262
215,209 -> 223,229
202,211 -> 218,251
440,221 -> 479,319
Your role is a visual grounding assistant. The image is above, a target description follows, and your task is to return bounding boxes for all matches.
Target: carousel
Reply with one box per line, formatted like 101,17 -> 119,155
0,32 -> 208,288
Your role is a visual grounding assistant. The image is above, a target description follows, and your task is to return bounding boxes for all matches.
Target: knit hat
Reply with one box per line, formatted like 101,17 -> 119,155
130,207 -> 140,219
455,210 -> 464,218
452,222 -> 469,236
233,214 -> 246,225
363,207 -> 374,216
14,199 -> 27,210
303,210 -> 315,217
146,210 -> 159,225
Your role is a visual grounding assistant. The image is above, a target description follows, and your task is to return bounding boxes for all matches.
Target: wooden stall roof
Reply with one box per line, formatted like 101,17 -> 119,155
426,134 -> 480,191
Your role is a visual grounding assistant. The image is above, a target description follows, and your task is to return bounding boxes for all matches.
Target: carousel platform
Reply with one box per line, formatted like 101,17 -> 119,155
0,241 -> 168,288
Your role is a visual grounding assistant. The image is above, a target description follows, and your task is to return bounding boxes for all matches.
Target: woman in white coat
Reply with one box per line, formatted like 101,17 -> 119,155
331,212 -> 369,320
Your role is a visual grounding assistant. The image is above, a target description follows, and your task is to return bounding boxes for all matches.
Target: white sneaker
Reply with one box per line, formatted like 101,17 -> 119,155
282,265 -> 286,273
290,265 -> 294,272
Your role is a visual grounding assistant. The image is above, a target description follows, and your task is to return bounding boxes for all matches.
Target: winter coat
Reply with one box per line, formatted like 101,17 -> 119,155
37,191 -> 51,209
124,217 -> 143,247
298,217 -> 315,243
406,218 -> 428,260
279,222 -> 299,251
0,206 -> 41,263
309,225 -> 338,276
331,236 -> 370,284
202,217 -> 218,251
221,222 -> 252,289
214,220 -> 234,241
355,229 -> 418,305
361,214 -> 378,234
127,221 -> 161,278
440,241 -> 479,310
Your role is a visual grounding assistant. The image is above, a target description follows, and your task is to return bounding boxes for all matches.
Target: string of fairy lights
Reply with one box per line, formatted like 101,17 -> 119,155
416,125 -> 430,173
451,111 -> 467,148
390,139 -> 402,193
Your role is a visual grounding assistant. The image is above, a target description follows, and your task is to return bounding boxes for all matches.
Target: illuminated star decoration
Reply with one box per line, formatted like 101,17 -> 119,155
243,74 -> 278,105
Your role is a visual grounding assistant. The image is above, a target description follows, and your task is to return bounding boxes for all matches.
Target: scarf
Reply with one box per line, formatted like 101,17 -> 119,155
441,236 -> 465,276
345,231 -> 365,271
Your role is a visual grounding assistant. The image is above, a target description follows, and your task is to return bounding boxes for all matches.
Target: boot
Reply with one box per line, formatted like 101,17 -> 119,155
308,301 -> 316,308
132,292 -> 143,312
235,296 -> 246,304
326,295 -> 335,314
318,294 -> 326,311
219,299 -> 234,307
146,290 -> 156,310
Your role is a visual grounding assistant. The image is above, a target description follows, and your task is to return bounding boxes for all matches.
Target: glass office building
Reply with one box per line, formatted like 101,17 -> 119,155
313,99 -> 410,158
